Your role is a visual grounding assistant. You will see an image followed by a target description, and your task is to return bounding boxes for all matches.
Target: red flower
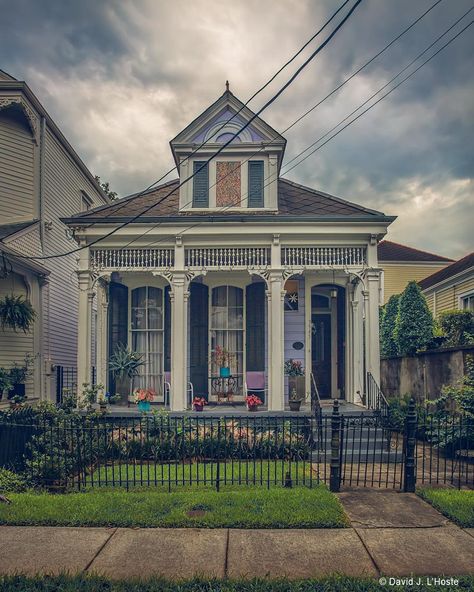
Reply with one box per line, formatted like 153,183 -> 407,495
245,395 -> 262,407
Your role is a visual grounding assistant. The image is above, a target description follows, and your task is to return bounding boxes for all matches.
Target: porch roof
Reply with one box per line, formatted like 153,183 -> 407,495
62,178 -> 395,225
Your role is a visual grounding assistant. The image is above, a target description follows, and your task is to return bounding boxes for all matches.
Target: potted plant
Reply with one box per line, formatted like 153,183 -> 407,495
81,382 -> 105,412
109,344 -> 145,405
9,393 -> 27,409
285,359 -> 305,405
0,295 -> 36,332
97,391 -> 108,414
245,394 -> 262,412
288,388 -> 305,412
192,396 -> 207,412
213,345 -> 235,377
8,355 -> 34,399
133,388 -> 155,413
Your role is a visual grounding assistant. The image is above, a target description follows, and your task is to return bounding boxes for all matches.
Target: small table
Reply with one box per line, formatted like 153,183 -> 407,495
209,376 -> 237,403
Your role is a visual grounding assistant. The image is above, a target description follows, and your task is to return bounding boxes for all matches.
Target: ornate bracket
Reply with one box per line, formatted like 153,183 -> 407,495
0,96 -> 39,144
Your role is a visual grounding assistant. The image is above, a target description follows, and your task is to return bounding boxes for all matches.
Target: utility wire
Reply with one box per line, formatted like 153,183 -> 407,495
9,0 -> 363,261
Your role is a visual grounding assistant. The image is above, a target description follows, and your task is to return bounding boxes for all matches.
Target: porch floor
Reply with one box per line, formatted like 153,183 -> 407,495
102,400 -> 370,417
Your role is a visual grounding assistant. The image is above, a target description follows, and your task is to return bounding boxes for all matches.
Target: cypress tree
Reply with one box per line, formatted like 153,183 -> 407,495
380,294 -> 400,357
395,281 -> 434,356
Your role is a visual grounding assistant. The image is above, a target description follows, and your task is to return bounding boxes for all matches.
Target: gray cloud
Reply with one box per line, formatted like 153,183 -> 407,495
0,0 -> 472,258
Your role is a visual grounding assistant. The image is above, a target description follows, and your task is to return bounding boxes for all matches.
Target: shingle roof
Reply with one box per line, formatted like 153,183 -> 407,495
0,220 -> 37,241
378,240 -> 453,263
64,178 -> 388,222
419,252 -> 474,290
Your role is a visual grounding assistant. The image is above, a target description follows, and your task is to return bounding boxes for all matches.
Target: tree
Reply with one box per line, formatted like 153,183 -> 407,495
380,294 -> 400,357
438,310 -> 474,347
395,281 -> 434,356
95,175 -> 118,201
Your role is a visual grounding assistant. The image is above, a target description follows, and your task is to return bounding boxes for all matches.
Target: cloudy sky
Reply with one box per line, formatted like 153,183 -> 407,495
1,0 -> 472,258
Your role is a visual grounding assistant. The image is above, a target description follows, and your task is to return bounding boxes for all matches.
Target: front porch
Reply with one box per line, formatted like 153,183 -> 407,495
78,242 -> 382,412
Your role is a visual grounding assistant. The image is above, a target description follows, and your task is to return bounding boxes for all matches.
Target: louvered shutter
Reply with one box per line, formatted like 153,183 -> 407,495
193,161 -> 209,207
164,285 -> 171,372
189,283 -> 209,397
108,282 -> 128,395
246,282 -> 265,371
248,160 -> 264,208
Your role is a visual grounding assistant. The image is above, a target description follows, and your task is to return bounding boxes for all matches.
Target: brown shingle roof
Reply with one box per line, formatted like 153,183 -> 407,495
419,252 -> 474,290
65,178 -> 387,222
378,240 -> 453,263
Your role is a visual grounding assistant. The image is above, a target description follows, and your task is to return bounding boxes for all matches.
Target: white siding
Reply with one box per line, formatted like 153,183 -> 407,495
0,109 -> 35,222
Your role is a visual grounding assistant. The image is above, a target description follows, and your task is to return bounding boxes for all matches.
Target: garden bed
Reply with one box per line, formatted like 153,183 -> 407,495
0,485 -> 348,529
417,487 -> 474,527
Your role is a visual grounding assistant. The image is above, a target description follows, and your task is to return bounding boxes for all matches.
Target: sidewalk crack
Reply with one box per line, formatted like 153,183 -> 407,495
84,527 -> 118,573
352,527 -> 381,577
224,528 -> 230,579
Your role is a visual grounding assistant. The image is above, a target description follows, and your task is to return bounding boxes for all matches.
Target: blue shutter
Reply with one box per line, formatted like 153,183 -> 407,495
193,161 -> 209,207
246,282 -> 265,371
248,161 -> 264,208
189,283 -> 209,397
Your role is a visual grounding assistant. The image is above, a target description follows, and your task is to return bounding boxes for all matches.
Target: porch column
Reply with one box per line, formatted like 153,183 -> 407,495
365,270 -> 382,384
170,272 -> 189,411
96,277 -> 109,390
77,267 -> 92,404
267,271 -> 285,411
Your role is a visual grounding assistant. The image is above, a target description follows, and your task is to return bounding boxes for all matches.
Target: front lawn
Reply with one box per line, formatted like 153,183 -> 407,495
417,488 -> 474,527
4,575 -> 474,592
0,485 -> 348,528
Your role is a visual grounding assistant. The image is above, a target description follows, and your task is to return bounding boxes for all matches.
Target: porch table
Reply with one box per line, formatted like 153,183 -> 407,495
209,376 -> 238,403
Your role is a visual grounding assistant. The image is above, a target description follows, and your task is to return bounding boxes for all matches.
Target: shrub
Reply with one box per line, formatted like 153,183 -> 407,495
380,294 -> 400,357
395,281 -> 434,356
439,309 -> 474,347
0,468 -> 28,492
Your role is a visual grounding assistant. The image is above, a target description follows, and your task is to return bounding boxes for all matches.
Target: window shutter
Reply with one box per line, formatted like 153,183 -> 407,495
193,161 -> 209,207
164,285 -> 171,372
246,282 -> 265,371
248,161 -> 264,208
189,283 -> 209,396
108,282 -> 128,395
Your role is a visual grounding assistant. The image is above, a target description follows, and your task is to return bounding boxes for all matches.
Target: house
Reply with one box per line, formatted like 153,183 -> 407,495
63,88 -> 396,411
420,252 -> 474,317
377,240 -> 453,304
0,69 -> 108,405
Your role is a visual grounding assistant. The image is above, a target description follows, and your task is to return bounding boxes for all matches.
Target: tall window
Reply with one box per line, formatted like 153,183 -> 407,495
461,293 -> 474,311
131,287 -> 164,398
210,286 -> 244,382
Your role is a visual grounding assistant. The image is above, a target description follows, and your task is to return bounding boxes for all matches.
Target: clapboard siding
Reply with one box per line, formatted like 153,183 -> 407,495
0,110 -> 35,221
42,128 -> 103,367
426,275 -> 474,317
284,277 -> 305,400
0,273 -> 34,399
381,263 -> 449,303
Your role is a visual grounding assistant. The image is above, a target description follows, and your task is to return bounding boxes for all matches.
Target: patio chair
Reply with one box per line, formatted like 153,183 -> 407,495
244,371 -> 267,404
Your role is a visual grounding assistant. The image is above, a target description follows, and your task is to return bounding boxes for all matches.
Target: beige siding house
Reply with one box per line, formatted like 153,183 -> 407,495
420,252 -> 474,317
378,240 -> 453,304
0,69 -> 108,406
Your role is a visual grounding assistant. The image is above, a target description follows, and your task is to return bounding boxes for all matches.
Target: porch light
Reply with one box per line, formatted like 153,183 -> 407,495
330,288 -> 338,299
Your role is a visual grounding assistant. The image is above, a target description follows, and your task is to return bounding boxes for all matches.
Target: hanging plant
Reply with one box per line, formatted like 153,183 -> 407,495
0,295 -> 36,333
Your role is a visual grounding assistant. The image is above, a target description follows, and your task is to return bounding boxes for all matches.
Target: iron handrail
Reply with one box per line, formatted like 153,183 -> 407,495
366,372 -> 389,419
310,372 -> 322,418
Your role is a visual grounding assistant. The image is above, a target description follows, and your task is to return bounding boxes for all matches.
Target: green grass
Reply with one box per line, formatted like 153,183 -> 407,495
86,460 -> 314,488
0,485 -> 347,528
418,487 -> 474,527
3,575 -> 474,592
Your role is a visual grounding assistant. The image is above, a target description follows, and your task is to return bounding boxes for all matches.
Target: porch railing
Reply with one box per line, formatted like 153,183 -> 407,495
91,248 -> 174,270
366,371 -> 389,420
281,246 -> 366,268
185,247 -> 270,268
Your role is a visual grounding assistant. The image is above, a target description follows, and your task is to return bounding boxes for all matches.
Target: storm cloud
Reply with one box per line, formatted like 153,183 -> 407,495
0,0 -> 472,257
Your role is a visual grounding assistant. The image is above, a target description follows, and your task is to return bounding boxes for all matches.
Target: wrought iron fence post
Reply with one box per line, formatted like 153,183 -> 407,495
403,398 -> 417,492
330,400 -> 341,492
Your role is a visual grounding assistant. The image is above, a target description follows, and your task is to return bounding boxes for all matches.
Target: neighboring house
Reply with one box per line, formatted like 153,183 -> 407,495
420,252 -> 474,317
378,240 -> 453,304
0,69 -> 108,406
63,88 -> 395,411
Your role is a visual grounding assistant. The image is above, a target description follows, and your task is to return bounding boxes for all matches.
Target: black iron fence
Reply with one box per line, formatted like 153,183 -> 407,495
0,402 -> 472,491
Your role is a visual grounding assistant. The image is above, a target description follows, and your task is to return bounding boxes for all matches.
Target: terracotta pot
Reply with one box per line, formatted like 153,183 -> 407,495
289,400 -> 302,412
194,404 -> 204,412
248,405 -> 258,412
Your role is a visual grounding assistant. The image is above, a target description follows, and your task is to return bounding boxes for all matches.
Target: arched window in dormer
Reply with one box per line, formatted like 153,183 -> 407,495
216,132 -> 242,143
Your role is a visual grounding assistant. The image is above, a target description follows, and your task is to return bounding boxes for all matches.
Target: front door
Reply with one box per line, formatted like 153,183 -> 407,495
311,313 -> 331,398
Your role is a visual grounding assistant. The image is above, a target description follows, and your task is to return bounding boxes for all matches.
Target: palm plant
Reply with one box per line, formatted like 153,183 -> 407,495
0,295 -> 36,333
109,344 -> 145,401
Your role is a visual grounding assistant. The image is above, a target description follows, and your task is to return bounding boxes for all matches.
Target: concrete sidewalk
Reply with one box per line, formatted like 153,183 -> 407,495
0,491 -> 472,580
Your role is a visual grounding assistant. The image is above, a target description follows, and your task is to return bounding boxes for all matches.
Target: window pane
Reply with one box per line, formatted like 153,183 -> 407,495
148,307 -> 163,330
211,307 -> 227,329
212,286 -> 227,307
132,287 -> 146,308
228,286 -> 243,306
147,287 -> 161,308
131,309 -> 146,330
228,307 -> 243,329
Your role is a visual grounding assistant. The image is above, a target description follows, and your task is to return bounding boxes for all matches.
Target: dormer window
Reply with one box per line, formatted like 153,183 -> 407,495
248,161 -> 264,207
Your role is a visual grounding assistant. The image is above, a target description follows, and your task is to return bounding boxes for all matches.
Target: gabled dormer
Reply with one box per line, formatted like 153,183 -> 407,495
170,87 -> 286,212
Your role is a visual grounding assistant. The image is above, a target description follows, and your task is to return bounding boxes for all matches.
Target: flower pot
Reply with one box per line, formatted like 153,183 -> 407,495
288,375 -> 305,399
99,403 -> 108,414
193,404 -> 204,412
220,367 -> 230,378
289,400 -> 302,412
247,405 -> 258,412
137,401 -> 151,413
